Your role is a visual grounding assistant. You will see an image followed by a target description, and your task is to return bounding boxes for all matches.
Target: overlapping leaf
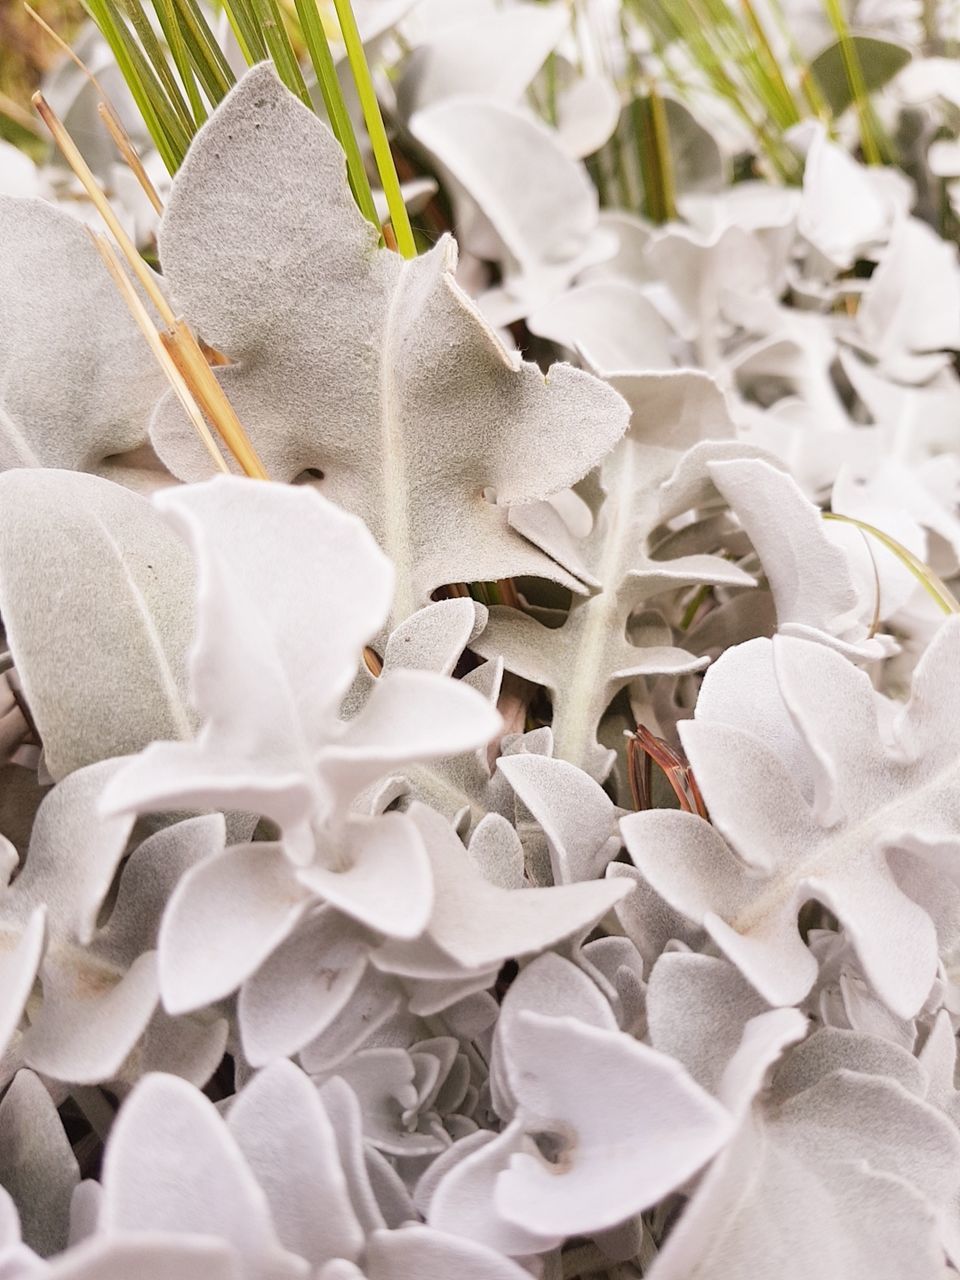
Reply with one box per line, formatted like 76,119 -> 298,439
624,619 -> 960,1018
0,197 -> 166,481
474,370 -> 755,777
0,469 -> 196,779
149,65 -> 628,624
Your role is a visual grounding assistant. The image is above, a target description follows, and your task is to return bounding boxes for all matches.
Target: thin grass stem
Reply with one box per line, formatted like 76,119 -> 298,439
250,0 -> 312,105
169,0 -> 236,103
154,0 -> 208,122
118,0 -> 196,132
162,320 -> 269,478
97,101 -> 165,212
80,0 -> 188,171
0,89 -> 45,137
89,231 -> 230,473
36,91 -> 268,478
824,513 -> 960,614
34,91 -> 176,321
294,0 -> 379,227
220,0 -> 268,62
820,0 -> 888,163
331,0 -> 416,257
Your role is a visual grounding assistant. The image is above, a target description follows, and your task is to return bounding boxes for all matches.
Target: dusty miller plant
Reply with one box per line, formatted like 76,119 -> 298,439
3,1 -> 960,1277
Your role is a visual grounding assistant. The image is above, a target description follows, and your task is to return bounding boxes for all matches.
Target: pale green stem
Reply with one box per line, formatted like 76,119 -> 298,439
823,513 -> 960,614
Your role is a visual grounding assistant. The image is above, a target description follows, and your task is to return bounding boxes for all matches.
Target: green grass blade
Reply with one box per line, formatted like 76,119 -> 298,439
763,0 -> 831,117
628,0 -> 802,178
820,0 -> 890,163
153,0 -> 208,122
629,90 -> 677,223
170,0 -> 236,103
295,0 -> 380,229
81,0 -> 189,171
249,0 -> 312,106
118,0 -> 196,131
824,513 -> 960,614
218,0 -> 266,63
331,0 -> 416,257
646,83 -> 677,221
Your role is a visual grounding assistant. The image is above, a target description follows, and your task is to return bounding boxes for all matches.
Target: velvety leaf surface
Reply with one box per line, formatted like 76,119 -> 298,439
150,66 -> 628,623
0,197 -> 165,476
0,470 -> 195,779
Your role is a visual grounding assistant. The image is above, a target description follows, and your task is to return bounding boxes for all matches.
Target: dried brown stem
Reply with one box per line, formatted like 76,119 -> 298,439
97,100 -> 164,214
26,6 -> 163,213
628,723 -> 709,820
362,647 -> 383,676
24,1 -> 106,90
162,320 -> 269,479
89,231 -> 229,474
35,90 -> 270,481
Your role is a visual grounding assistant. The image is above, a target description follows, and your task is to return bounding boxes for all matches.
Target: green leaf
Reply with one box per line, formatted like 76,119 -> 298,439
810,35 -> 911,117
154,0 -> 208,122
219,0 -> 267,63
118,0 -> 196,132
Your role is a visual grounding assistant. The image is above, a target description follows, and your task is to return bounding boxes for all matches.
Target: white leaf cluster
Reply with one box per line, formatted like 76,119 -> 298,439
3,3 -> 960,1276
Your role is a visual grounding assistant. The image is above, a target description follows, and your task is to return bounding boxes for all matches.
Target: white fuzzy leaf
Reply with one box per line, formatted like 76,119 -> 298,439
158,842 -> 308,1014
8,760 -> 134,945
496,751 -> 621,883
527,281 -> 674,370
0,1071 -> 78,1257
374,802 -> 631,976
797,128 -> 891,269
100,1073 -> 302,1278
23,950 -> 159,1084
0,470 -> 195,779
495,1012 -> 732,1235
239,907 -> 371,1065
227,1060 -> 364,1268
650,1063 -> 960,1280
396,5 -> 567,116
625,621 -> 960,1017
475,379 -> 755,777
708,456 -> 889,657
47,1235 -> 241,1280
0,197 -> 164,474
365,1224 -> 535,1280
410,94 -> 598,288
852,217 -> 960,381
151,67 -> 628,622
0,908 -> 45,1065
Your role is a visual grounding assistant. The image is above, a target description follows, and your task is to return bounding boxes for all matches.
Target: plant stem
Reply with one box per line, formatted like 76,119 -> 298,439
219,0 -> 268,61
331,0 -> 416,257
90,231 -> 230,473
36,91 -> 268,479
118,0 -> 196,133
97,100 -> 165,212
249,0 -> 312,106
295,0 -> 381,230
820,0 -> 888,163
823,513 -> 960,613
169,0 -> 236,103
154,0 -> 208,122
81,0 -> 190,171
